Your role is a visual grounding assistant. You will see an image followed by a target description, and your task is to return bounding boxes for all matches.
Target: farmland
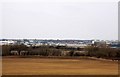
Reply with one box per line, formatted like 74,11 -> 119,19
2,56 -> 118,75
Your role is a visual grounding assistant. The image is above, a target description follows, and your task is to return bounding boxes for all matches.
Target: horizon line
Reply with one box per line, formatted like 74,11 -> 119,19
1,38 -> 118,41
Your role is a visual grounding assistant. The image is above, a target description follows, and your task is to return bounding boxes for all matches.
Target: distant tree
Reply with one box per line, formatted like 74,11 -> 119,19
2,45 -> 11,56
68,50 -> 75,56
10,44 -> 28,55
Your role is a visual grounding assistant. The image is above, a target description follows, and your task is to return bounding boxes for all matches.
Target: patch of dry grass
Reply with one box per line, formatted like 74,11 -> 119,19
2,57 -> 118,75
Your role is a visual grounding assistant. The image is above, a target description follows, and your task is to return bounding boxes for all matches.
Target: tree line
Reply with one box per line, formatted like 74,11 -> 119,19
2,45 -> 120,60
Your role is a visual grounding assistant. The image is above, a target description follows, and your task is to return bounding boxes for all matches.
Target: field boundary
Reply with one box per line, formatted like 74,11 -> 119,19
2,56 -> 118,62
1,75 -> 119,77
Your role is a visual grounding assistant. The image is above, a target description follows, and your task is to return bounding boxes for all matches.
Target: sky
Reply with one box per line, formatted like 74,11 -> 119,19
0,0 -> 119,40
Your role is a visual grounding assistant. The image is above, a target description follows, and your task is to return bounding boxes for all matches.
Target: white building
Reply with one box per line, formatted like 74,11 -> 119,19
0,40 -> 16,45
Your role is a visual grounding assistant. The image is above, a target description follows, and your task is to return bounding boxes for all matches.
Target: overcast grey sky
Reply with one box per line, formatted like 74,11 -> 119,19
1,0 -> 118,40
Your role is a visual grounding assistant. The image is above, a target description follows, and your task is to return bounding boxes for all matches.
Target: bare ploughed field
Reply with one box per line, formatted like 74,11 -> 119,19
2,56 -> 118,75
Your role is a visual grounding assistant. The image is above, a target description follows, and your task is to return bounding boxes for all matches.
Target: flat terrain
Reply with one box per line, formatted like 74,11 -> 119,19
2,57 -> 118,75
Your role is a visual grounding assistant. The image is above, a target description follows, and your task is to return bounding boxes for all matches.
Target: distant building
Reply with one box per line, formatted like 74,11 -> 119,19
0,40 -> 16,45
